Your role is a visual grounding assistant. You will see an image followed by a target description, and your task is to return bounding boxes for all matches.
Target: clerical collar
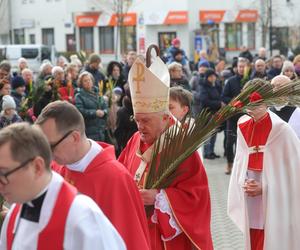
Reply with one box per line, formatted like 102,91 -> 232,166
20,177 -> 52,222
66,139 -> 102,172
20,191 -> 47,222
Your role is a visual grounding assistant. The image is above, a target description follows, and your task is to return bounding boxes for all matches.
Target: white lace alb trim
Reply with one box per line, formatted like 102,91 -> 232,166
151,190 -> 182,241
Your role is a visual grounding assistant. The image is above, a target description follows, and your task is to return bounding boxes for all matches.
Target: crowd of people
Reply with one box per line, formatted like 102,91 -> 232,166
0,37 -> 299,250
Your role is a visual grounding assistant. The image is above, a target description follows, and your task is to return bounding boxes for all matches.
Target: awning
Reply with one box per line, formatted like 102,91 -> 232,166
199,9 -> 258,23
144,11 -> 188,25
76,14 -> 100,27
108,13 -> 137,26
235,10 -> 258,22
199,10 -> 226,23
75,12 -> 137,27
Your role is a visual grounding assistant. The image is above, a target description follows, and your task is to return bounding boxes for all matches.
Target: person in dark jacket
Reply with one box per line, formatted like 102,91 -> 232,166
10,75 -> 26,112
168,62 -> 191,90
239,46 -> 253,63
200,69 -> 225,159
122,51 -> 137,82
267,55 -> 283,80
103,61 -> 127,102
250,59 -> 267,80
167,38 -> 188,66
114,83 -> 137,156
190,60 -> 210,115
222,57 -> 247,174
75,71 -> 108,141
83,53 -> 106,86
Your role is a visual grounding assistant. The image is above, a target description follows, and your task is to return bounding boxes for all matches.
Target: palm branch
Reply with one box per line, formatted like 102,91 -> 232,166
145,78 -> 300,189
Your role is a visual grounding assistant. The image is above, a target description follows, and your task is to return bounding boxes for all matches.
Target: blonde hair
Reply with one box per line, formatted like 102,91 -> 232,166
168,62 -> 182,71
77,71 -> 94,88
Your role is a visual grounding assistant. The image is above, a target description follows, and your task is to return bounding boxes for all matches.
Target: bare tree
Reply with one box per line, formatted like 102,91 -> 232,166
91,0 -> 133,59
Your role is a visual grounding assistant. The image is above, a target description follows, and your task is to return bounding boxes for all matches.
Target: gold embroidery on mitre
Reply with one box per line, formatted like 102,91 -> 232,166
134,99 -> 168,112
133,62 -> 145,94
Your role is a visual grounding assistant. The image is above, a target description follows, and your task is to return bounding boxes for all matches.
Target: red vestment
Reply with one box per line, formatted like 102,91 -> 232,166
239,113 -> 272,250
119,132 -> 213,250
62,142 -> 150,250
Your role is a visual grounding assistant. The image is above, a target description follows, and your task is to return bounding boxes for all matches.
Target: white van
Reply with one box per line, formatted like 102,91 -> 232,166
0,44 -> 56,73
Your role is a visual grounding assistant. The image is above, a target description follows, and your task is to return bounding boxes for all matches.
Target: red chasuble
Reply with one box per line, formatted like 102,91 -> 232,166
239,113 -> 272,171
63,142 -> 150,250
239,113 -> 272,250
7,181 -> 76,250
119,132 -> 213,250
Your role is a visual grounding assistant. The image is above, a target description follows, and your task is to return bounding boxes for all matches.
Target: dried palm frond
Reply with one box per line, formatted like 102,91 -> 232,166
145,78 -> 300,189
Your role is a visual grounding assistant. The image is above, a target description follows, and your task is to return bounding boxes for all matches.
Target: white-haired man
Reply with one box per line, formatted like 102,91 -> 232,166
118,57 -> 213,250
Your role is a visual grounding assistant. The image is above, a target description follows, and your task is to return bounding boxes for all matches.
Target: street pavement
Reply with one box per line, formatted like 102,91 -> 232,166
201,134 -> 244,250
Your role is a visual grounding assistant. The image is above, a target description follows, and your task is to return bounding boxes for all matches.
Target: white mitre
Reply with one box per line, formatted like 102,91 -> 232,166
128,57 -> 170,114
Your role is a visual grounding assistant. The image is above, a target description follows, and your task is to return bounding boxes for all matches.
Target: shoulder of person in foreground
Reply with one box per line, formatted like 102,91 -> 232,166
66,193 -> 126,250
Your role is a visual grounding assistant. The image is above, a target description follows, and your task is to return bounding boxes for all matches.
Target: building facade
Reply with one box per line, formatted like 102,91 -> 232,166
1,0 -> 299,62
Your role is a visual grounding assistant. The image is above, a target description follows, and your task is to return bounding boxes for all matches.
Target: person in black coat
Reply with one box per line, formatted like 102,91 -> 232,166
267,55 -> 283,80
222,58 -> 247,174
114,84 -> 137,156
200,69 -> 225,159
83,53 -> 106,86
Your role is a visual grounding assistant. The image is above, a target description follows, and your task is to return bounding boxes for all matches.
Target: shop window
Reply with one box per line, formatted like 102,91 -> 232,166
29,34 -> 35,44
158,32 -> 177,60
120,26 -> 136,54
66,34 -> 76,52
99,27 -> 114,54
201,24 -> 220,47
225,23 -> 243,50
79,27 -> 94,53
271,27 -> 289,55
42,28 -> 54,46
14,29 -> 25,44
247,23 -> 255,49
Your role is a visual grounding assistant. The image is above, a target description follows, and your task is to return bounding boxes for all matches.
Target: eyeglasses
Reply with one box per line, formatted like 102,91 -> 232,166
50,130 -> 74,151
0,157 -> 35,185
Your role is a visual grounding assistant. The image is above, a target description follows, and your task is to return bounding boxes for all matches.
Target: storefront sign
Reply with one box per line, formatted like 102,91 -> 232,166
75,14 -> 99,27
144,11 -> 188,25
163,11 -> 188,25
199,10 -> 226,23
108,13 -> 137,26
235,10 -> 258,22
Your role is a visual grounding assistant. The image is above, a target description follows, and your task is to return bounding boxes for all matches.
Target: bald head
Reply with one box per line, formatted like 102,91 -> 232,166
271,75 -> 291,90
258,47 -> 266,58
255,59 -> 266,73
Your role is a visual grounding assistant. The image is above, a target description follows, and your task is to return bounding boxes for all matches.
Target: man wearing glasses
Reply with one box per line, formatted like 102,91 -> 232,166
0,123 -> 125,250
36,101 -> 150,250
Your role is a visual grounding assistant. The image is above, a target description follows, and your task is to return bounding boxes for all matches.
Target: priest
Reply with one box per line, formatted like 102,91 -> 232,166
0,123 -> 125,250
118,57 -> 213,250
228,80 -> 300,250
36,101 -> 150,250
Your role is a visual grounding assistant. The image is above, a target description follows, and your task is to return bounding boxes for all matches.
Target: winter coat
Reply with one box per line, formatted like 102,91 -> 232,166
267,67 -> 281,80
75,88 -> 108,141
84,65 -> 106,86
0,112 -> 23,128
191,73 -> 206,115
199,80 -> 222,113
114,100 -> 137,156
170,77 -> 191,91
222,74 -> 243,123
11,91 -> 24,112
250,70 -> 267,80
167,46 -> 188,65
